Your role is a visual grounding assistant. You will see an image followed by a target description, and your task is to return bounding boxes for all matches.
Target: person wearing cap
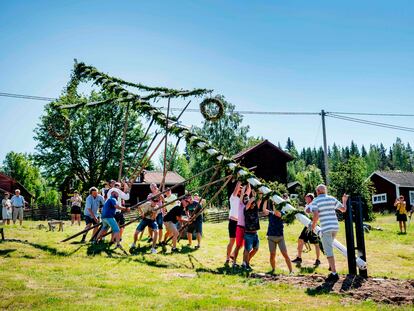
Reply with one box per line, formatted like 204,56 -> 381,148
291,193 -> 321,267
2,192 -> 12,225
11,189 -> 25,226
70,190 -> 82,226
80,187 -> 105,243
107,181 -> 130,240
130,196 -> 159,254
163,194 -> 190,252
96,191 -> 130,248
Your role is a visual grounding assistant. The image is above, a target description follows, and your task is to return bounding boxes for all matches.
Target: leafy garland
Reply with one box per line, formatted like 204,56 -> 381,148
200,98 -> 225,122
62,60 -> 304,225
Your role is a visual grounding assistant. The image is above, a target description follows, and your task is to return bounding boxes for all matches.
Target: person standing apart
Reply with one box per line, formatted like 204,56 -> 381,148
395,195 -> 407,234
11,189 -> 25,226
310,184 -> 347,282
70,191 -> 82,226
226,181 -> 242,265
2,192 -> 12,225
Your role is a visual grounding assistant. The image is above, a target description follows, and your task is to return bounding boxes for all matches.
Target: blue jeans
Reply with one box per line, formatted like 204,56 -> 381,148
156,213 -> 164,230
244,232 -> 259,252
136,218 -> 158,232
102,218 -> 120,233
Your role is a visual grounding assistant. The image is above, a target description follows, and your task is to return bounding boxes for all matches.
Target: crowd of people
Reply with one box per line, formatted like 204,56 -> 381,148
72,180 -> 204,253
226,182 -> 347,281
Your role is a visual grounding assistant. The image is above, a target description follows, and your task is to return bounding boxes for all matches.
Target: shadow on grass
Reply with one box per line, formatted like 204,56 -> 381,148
299,266 -> 317,274
0,248 -> 16,256
86,242 -> 129,257
3,239 -> 84,257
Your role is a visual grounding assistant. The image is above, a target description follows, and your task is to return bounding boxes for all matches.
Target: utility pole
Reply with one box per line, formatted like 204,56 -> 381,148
321,110 -> 330,185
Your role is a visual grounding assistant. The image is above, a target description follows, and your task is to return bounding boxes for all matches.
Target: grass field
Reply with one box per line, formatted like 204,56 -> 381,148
0,214 -> 413,310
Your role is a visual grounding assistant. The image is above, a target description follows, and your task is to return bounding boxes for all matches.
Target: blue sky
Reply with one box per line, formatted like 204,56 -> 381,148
1,0 -> 414,163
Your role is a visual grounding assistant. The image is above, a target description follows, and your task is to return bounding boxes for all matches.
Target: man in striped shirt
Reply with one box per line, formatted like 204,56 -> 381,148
310,184 -> 347,282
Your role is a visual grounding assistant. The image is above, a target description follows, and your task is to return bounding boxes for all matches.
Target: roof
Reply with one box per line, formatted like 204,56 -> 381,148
287,181 -> 301,189
369,171 -> 414,188
0,172 -> 34,198
137,171 -> 185,185
233,139 -> 294,161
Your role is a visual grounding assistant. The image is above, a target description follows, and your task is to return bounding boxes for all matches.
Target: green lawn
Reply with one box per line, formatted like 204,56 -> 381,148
0,214 -> 412,310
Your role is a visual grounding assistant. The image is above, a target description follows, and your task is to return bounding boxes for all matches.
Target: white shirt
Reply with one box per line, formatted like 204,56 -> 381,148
229,194 -> 240,220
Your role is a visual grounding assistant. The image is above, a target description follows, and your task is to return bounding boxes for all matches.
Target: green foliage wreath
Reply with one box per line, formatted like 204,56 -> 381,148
199,98 -> 224,122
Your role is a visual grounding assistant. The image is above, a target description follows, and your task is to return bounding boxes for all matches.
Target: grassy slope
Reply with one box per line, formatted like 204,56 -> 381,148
0,214 -> 412,310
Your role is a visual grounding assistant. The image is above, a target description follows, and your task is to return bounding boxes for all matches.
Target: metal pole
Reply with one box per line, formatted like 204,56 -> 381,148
344,198 -> 357,275
321,109 -> 330,185
354,196 -> 368,278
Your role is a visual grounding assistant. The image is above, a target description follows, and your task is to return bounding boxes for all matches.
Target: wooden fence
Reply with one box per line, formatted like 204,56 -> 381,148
20,206 -> 253,224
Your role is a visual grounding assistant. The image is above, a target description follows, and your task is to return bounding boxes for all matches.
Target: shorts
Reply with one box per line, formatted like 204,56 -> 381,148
236,226 -> 245,247
187,215 -> 203,234
71,205 -> 81,215
228,219 -> 238,238
298,227 -> 319,244
102,217 -> 120,233
136,218 -> 158,232
2,207 -> 12,220
321,231 -> 337,257
396,213 -> 407,222
267,236 -> 287,253
114,212 -> 125,226
12,207 -> 23,221
85,215 -> 98,225
244,231 -> 259,252
165,221 -> 179,236
156,213 -> 163,230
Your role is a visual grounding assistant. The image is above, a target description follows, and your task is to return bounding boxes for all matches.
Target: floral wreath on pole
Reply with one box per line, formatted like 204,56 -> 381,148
199,98 -> 224,122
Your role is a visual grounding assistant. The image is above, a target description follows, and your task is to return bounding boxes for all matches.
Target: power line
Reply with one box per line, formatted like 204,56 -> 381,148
327,113 -> 414,133
1,91 -> 414,118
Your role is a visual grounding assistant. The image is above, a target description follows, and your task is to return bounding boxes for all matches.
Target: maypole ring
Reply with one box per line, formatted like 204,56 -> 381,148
199,98 -> 224,122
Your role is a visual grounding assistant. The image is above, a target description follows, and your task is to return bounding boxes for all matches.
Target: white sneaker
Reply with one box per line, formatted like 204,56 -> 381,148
151,247 -> 157,254
130,243 -> 136,249
289,271 -> 295,276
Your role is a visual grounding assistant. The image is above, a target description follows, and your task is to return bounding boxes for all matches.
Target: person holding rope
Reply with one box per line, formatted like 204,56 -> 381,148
163,194 -> 190,252
130,196 -> 159,254
291,193 -> 321,267
310,184 -> 347,282
107,181 -> 130,240
80,187 -> 105,243
225,181 -> 242,265
96,191 -> 130,248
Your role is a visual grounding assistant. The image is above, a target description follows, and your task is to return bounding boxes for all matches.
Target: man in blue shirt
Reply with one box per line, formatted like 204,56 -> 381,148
263,201 -> 293,275
80,187 -> 105,243
11,189 -> 25,225
96,191 -> 130,248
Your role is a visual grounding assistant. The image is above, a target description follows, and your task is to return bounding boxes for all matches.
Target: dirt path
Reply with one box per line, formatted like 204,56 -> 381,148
250,273 -> 414,305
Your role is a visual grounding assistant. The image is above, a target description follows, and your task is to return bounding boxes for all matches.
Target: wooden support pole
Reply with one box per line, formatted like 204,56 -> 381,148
118,103 -> 130,181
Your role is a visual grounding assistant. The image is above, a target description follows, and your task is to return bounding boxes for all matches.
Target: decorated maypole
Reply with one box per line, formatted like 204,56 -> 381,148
61,61 -> 367,270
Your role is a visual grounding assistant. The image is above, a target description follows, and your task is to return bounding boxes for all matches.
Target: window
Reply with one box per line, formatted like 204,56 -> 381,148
409,191 -> 414,205
372,193 -> 387,204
